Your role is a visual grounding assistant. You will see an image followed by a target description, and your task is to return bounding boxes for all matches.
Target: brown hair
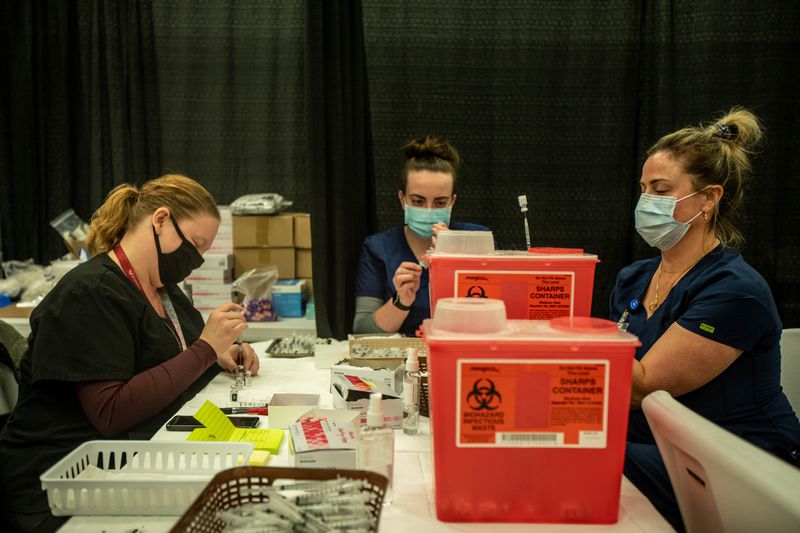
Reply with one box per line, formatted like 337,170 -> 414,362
646,106 -> 763,249
400,135 -> 461,193
86,174 -> 220,255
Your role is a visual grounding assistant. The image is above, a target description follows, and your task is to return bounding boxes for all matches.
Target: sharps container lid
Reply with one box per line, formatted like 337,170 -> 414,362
431,297 -> 507,334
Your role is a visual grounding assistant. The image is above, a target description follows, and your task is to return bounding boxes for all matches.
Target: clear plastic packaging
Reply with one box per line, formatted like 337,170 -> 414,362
232,266 -> 279,321
434,230 -> 495,254
49,209 -> 90,258
230,193 -> 293,215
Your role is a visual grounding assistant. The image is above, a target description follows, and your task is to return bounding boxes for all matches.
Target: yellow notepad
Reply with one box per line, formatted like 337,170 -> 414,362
187,400 -> 284,454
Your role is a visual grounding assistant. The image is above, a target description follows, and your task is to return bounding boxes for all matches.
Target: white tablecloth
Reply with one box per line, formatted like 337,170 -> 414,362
60,342 -> 672,532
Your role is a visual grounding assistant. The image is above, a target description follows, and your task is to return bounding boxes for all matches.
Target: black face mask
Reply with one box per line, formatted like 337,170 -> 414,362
153,215 -> 204,285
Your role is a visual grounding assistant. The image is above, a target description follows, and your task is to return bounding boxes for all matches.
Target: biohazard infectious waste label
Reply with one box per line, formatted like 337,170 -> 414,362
456,359 -> 609,448
455,271 -> 575,319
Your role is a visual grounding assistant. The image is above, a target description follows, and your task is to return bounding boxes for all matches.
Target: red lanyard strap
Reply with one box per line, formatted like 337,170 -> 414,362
114,245 -> 188,352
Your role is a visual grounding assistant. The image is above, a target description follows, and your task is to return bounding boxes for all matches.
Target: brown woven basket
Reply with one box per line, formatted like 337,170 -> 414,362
347,335 -> 430,417
170,466 -> 388,533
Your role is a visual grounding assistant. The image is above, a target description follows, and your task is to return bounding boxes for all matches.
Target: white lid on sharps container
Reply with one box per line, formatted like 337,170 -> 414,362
432,297 -> 507,334
366,393 -> 385,428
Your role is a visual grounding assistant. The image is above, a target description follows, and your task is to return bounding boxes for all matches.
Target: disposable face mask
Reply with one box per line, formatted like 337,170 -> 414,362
634,187 -> 708,251
404,204 -> 452,238
153,216 -> 204,285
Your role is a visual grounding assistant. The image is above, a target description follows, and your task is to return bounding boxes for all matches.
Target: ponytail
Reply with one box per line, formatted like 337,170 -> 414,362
86,184 -> 139,255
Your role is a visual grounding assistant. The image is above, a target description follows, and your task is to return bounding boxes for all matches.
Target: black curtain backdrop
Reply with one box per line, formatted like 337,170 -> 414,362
363,0 -> 800,328
1,1 -> 798,335
0,0 -> 160,262
305,0 -> 375,339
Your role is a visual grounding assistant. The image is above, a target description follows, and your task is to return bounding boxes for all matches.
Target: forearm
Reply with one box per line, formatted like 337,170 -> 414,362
373,299 -> 411,333
75,339 -> 217,437
630,358 -> 648,409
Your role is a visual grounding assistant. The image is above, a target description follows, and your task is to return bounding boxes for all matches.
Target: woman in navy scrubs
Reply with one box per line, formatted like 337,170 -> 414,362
353,135 -> 488,335
610,108 -> 800,531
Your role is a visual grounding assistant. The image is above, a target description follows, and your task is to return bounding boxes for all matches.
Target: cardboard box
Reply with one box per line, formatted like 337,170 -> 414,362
296,249 -> 312,278
232,215 -> 294,248
234,247 -> 295,279
331,360 -> 405,395
331,374 -> 403,428
293,213 -> 312,249
188,281 -> 234,299
272,279 -> 307,318
290,418 -> 357,469
268,393 -> 320,429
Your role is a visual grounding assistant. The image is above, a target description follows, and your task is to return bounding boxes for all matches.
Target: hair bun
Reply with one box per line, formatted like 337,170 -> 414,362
715,123 -> 739,140
403,135 -> 460,168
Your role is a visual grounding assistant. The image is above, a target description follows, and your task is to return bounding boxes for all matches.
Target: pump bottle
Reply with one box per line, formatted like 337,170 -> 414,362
357,393 -> 395,504
402,348 -> 421,435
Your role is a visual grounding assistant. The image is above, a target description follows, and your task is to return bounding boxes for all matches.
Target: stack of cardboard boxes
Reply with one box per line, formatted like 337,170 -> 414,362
188,206 -> 234,313
231,212 -> 313,317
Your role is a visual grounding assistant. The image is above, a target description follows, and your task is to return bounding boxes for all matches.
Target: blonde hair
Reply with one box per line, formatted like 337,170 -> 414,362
646,106 -> 763,249
86,174 -> 220,255
400,135 -> 461,193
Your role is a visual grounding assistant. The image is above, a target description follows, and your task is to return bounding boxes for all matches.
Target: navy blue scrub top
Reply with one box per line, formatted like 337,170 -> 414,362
355,222 -> 489,336
610,245 -> 800,463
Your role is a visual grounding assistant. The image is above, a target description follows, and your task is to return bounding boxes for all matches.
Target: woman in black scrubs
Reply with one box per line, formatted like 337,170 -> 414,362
0,174 -> 259,531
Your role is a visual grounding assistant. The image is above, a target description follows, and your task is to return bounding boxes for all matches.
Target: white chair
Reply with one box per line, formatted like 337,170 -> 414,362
781,328 -> 800,412
642,390 -> 800,533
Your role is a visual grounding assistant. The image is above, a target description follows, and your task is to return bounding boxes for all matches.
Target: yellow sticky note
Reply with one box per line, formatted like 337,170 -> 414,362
188,400 -> 284,454
237,450 -> 271,466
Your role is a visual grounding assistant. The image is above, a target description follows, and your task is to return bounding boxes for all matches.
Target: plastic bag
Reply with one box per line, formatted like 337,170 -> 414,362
230,193 -> 293,215
0,261 -> 46,298
50,209 -> 91,258
232,266 -> 279,322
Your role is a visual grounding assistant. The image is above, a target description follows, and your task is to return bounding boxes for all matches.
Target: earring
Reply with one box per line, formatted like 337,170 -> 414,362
703,211 -> 708,222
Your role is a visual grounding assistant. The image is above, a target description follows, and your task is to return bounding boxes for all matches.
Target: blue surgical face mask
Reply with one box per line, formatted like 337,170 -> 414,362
404,204 -> 452,238
635,187 -> 709,251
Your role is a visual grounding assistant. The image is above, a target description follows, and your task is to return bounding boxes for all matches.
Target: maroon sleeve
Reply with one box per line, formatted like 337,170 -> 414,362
75,339 -> 217,437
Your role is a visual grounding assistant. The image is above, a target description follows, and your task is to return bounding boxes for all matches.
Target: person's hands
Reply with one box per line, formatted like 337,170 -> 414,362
392,261 -> 422,307
432,222 -> 449,247
217,342 -> 260,375
199,303 -> 247,356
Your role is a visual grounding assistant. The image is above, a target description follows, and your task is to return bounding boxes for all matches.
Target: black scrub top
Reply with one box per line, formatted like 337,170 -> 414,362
0,254 -> 219,514
610,245 -> 800,464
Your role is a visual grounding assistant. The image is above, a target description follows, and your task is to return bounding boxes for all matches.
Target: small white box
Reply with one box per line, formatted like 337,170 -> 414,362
331,360 -> 405,395
201,253 -> 233,270
290,417 -> 358,469
187,268 -> 233,284
268,393 -> 320,429
330,374 -> 403,429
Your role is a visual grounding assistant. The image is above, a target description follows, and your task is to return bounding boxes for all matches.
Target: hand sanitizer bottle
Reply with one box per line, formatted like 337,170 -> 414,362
402,348 -> 421,435
357,393 -> 395,504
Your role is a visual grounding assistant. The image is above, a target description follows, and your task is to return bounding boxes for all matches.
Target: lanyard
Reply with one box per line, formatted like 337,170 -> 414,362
113,245 -> 188,352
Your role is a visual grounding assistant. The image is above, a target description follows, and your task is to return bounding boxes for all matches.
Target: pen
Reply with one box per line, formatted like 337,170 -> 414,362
220,406 -> 268,415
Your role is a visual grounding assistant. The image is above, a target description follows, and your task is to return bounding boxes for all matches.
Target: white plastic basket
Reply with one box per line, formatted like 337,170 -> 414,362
40,440 -> 253,516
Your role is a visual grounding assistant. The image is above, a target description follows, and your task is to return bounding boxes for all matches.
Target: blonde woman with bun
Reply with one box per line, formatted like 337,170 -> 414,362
353,135 -> 490,335
0,174 -> 259,531
611,108 -> 800,531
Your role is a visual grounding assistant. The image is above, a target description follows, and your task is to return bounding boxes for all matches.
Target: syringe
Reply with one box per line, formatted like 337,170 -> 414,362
518,195 -> 531,249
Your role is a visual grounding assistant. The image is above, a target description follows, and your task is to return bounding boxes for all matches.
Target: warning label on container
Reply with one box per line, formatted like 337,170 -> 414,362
455,271 -> 574,319
456,359 -> 608,448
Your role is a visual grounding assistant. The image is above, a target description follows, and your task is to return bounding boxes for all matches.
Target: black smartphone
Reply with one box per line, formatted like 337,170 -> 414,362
165,415 -> 260,431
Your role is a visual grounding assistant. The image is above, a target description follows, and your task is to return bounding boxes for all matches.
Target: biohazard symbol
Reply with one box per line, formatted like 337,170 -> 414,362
466,378 -> 502,410
466,285 -> 487,298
